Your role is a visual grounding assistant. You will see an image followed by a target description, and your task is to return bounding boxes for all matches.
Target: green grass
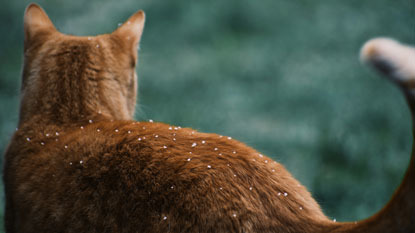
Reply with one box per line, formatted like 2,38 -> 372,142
0,0 -> 414,230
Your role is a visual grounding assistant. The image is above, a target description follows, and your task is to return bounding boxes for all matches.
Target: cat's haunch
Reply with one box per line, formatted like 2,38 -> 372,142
3,3 -> 415,233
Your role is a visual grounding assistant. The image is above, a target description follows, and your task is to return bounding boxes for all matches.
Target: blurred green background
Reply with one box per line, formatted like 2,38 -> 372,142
0,0 -> 414,231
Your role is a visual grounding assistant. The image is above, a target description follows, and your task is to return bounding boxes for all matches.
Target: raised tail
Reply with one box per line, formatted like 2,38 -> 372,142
333,38 -> 415,233
361,38 -> 415,110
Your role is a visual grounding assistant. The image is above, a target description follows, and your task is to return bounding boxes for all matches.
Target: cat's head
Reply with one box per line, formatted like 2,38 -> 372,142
20,4 -> 145,124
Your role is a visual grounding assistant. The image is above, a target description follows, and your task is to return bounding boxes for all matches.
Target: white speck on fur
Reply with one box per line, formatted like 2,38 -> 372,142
89,120 -> 93,123
69,162 -> 72,165
163,145 -> 167,149
80,160 -> 83,164
115,129 -> 119,132
207,165 -> 211,169
64,145 -> 68,149
187,158 -> 191,161
284,192 -> 288,197
128,130 -> 131,134
233,151 -> 236,154
277,192 -> 281,196
40,142 -> 45,146
46,133 -> 50,137
80,126 -> 84,129
258,154 -> 263,158
227,137 -> 232,140
97,129 -> 100,132
214,148 -> 218,151
149,119 -> 153,123
265,160 -> 268,164
163,216 -> 167,220
191,142 -> 197,147
138,138 -> 142,141
249,187 -> 253,191
155,135 -> 159,138
26,137 -> 30,141
333,219 -> 336,222
96,44 -> 100,48
55,132 -> 59,136
233,213 -> 237,217
169,127 -> 172,130
202,140 -> 206,144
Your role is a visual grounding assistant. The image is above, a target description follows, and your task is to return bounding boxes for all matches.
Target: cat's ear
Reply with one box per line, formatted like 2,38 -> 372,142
112,10 -> 145,51
24,4 -> 56,45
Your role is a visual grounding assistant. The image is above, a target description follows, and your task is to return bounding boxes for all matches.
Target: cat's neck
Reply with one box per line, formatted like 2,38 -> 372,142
18,113 -> 111,129
17,78 -> 132,127
18,108 -> 113,128
18,41 -> 135,127
15,112 -> 109,145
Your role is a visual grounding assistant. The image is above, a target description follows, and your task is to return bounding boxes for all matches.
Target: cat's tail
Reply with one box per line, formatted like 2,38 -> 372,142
332,38 -> 415,233
361,38 -> 415,98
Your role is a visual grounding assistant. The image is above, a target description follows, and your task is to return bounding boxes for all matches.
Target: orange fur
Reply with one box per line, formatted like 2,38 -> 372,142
3,4 -> 414,233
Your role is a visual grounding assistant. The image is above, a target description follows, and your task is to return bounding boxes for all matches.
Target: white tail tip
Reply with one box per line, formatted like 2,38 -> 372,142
360,38 -> 415,85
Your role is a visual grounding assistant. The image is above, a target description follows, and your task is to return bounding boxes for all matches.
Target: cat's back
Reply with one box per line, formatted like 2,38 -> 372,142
6,120 -> 328,232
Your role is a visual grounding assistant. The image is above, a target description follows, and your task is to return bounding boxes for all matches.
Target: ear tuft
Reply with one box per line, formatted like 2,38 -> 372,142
112,10 -> 146,47
24,3 -> 56,43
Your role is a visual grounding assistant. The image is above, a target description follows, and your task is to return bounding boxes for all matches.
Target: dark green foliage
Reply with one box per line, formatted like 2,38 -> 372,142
0,0 -> 413,231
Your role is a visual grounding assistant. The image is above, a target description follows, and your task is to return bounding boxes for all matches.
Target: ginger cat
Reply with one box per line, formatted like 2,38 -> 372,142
3,3 -> 414,233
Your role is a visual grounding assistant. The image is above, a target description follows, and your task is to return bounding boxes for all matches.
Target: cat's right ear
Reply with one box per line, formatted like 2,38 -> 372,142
24,3 -> 56,47
111,10 -> 145,54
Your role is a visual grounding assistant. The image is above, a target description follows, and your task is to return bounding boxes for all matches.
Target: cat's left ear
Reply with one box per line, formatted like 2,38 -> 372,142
24,4 -> 57,48
112,10 -> 145,51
